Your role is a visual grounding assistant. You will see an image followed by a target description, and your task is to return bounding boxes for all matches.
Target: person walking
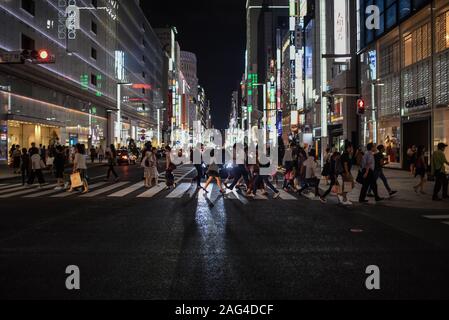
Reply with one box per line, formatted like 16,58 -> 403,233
54,145 -> 66,190
368,145 -> 397,197
98,145 -> 105,163
359,143 -> 384,203
413,145 -> 427,194
105,144 -> 119,182
247,155 -> 280,199
68,144 -> 89,193
339,142 -> 355,205
27,147 -> 45,188
191,144 -> 205,189
20,148 -> 30,186
142,147 -> 158,188
226,144 -> 250,191
432,143 -> 449,201
164,145 -> 176,189
407,145 -> 417,175
203,150 -> 226,194
12,145 -> 21,174
90,146 -> 97,163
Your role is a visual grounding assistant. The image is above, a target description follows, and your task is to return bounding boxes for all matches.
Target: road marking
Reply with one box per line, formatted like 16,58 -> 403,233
0,185 -> 29,194
278,190 -> 297,200
254,192 -> 268,200
0,183 -> 49,195
50,182 -> 108,198
80,182 -> 129,198
0,183 -> 23,190
167,183 -> 191,198
423,215 -> 449,220
108,181 -> 145,197
225,189 -> 249,204
136,184 -> 166,198
0,184 -> 56,198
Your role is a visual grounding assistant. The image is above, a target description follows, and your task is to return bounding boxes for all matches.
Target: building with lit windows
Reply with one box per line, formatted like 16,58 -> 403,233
357,0 -> 449,168
0,0 -> 164,164
180,51 -> 199,130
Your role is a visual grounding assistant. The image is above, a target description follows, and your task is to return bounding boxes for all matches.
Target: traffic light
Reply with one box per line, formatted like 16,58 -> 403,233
327,95 -> 334,113
21,49 -> 55,64
357,98 -> 365,115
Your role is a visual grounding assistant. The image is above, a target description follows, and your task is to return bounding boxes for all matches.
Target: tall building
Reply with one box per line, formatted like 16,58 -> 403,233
0,0 -> 164,164
357,0 -> 449,168
180,51 -> 199,130
245,0 -> 290,133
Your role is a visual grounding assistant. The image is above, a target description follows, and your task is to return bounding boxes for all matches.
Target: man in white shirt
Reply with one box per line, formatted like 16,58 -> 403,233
298,150 -> 321,199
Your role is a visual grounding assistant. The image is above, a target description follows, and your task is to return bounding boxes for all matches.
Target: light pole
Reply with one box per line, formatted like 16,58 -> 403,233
371,80 -> 384,144
253,83 -> 267,144
117,82 -> 132,146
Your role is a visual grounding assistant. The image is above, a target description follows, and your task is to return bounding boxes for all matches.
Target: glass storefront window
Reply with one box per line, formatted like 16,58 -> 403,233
399,0 -> 412,19
436,10 -> 449,53
386,5 -> 397,28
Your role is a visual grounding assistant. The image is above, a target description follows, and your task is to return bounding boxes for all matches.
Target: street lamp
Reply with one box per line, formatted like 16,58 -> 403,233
117,82 -> 132,146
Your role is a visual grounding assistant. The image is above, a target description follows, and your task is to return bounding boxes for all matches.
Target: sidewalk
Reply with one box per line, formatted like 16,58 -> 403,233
317,168 -> 449,210
0,161 -> 108,181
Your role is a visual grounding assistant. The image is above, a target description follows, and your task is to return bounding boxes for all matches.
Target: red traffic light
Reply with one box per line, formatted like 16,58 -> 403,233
38,50 -> 49,60
357,98 -> 365,115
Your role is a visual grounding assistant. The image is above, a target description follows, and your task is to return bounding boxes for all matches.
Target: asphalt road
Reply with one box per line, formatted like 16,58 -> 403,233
0,163 -> 448,299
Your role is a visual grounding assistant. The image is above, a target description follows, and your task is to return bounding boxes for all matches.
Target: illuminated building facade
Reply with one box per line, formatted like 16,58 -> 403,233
357,0 -> 449,168
0,0 -> 164,163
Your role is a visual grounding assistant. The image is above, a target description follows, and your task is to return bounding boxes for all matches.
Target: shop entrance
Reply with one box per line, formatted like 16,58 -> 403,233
402,117 -> 430,170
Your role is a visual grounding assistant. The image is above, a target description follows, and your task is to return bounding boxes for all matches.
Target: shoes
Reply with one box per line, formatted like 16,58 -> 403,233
320,197 -> 327,204
247,193 -> 255,198
337,195 -> 344,203
367,193 -> 375,198
114,177 -> 120,182
413,186 -> 419,193
54,186 -> 63,191
273,192 -> 280,199
342,200 -> 353,206
389,191 -> 398,196
375,197 -> 384,202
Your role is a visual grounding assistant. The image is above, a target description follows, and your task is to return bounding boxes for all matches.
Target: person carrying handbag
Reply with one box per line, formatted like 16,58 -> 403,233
68,144 -> 89,194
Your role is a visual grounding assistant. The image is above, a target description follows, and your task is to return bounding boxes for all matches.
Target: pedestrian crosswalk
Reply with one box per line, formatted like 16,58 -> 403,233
422,215 -> 449,227
0,178 -> 302,203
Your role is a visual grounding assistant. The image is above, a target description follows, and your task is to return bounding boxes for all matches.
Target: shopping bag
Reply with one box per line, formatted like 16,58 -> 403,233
344,181 -> 353,192
46,157 -> 54,166
70,172 -> 83,188
332,184 -> 342,194
40,160 -> 47,169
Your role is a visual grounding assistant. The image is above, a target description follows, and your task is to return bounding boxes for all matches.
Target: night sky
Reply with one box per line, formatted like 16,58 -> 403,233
141,0 -> 246,129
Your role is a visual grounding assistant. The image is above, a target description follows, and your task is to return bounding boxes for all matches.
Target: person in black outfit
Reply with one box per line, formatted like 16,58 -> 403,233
20,148 -> 30,186
54,145 -> 66,189
106,144 -> 119,182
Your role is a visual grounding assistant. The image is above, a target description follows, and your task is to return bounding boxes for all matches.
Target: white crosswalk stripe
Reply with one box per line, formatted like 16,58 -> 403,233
423,215 -> 449,220
0,185 -> 30,195
0,183 -> 22,190
278,189 -> 298,200
108,181 -> 145,197
136,184 -> 166,198
80,182 -> 130,198
50,182 -> 108,198
167,183 -> 192,198
0,184 -> 56,198
422,215 -> 449,227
